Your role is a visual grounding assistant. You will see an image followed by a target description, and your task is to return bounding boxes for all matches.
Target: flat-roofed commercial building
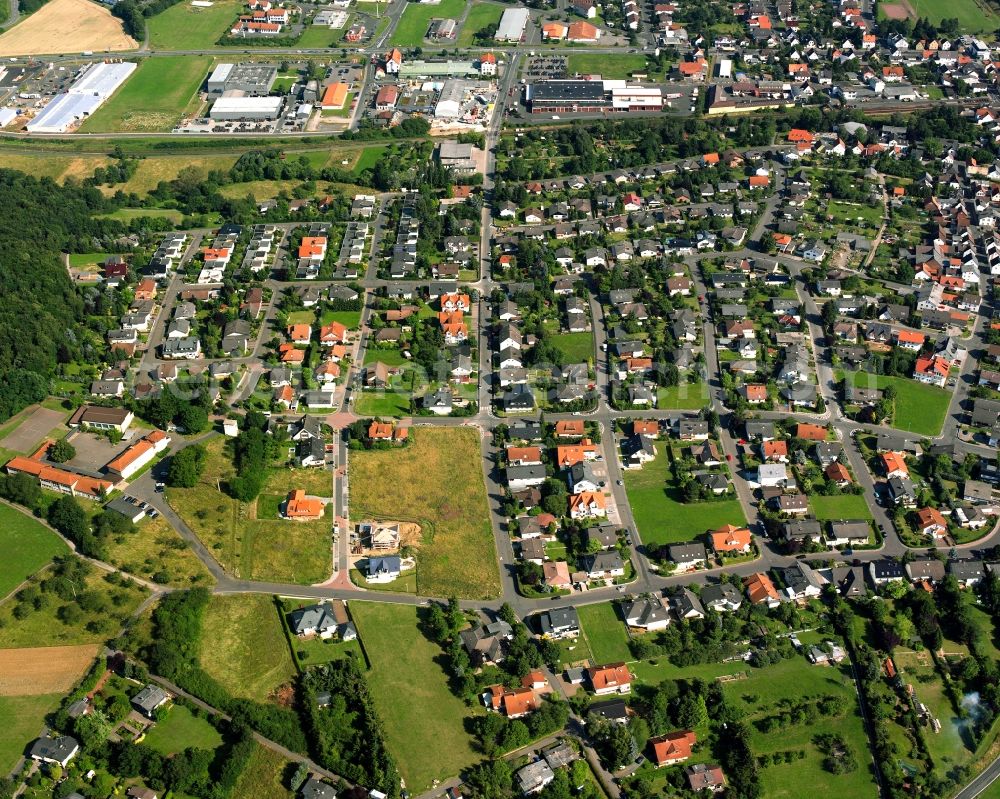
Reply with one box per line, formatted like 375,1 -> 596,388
210,95 -> 284,120
527,79 -> 607,113
207,63 -> 278,96
27,61 -> 137,133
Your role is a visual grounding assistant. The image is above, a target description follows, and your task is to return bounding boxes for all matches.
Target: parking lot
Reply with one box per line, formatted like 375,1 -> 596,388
524,56 -> 568,81
64,429 -> 135,475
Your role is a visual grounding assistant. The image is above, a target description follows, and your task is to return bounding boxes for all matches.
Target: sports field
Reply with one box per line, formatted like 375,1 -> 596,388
391,0 -> 465,46
349,427 -> 501,599
0,0 -> 136,56
148,0 -> 244,49
81,56 -> 212,133
0,502 -> 69,599
350,602 -> 480,792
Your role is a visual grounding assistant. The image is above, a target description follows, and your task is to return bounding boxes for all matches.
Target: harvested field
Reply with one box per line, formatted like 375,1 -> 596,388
0,0 -> 137,56
0,644 -> 99,695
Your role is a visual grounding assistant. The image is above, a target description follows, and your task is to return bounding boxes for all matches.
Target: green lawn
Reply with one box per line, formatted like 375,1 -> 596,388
910,0 -> 999,32
578,602 -> 631,664
350,602 -> 481,792
321,309 -> 362,329
657,381 -> 710,410
353,145 -> 389,174
0,694 -> 62,774
391,0 -> 465,46
148,0 -> 242,48
143,705 -> 223,755
567,53 -> 647,78
809,494 -> 874,521
0,503 -> 69,599
364,348 -> 408,366
350,428 -> 501,599
67,252 -> 110,268
841,371 -> 951,436
624,443 -> 747,547
296,24 -> 342,48
456,1 -> 505,45
723,657 -> 878,799
80,56 -> 212,133
550,331 -> 594,364
355,390 -> 411,417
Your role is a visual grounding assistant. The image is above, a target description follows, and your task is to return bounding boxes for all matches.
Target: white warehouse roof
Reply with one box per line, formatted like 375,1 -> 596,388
28,93 -> 102,132
71,61 -> 137,98
209,96 -> 283,117
496,7 -> 529,41
208,63 -> 235,84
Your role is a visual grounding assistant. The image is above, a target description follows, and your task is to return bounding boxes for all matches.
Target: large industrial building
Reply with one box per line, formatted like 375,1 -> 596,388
27,61 -> 137,133
206,63 -> 278,96
496,7 -> 529,41
526,79 -> 662,114
209,95 -> 284,120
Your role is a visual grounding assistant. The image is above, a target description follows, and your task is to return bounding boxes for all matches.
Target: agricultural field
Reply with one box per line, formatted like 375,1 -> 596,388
0,644 -> 99,696
0,0 -> 136,56
349,427 -> 501,599
578,602 -> 631,664
350,602 -> 480,792
142,704 -> 224,755
841,371 -> 950,436
623,442 -> 747,547
0,503 -> 69,599
101,515 -> 214,588
148,0 -> 244,49
198,594 -> 298,704
81,57 -> 213,133
808,494 -> 874,521
723,656 -> 878,799
166,437 -> 332,584
391,0 -> 465,46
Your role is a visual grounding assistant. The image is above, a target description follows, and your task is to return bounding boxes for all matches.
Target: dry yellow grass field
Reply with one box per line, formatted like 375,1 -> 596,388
0,644 -> 99,695
0,153 -> 112,181
0,0 -> 137,56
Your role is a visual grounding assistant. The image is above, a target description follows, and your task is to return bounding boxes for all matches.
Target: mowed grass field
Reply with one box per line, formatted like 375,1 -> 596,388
350,602 -> 480,791
809,493 -> 874,521
550,331 -> 594,364
623,442 -> 746,547
392,0 -> 465,46
578,602 -> 631,664
0,503 -> 69,599
349,427 -> 501,599
81,56 -> 212,133
143,704 -> 223,755
911,0 -> 1000,31
841,371 -> 950,436
0,694 -> 63,773
567,53 -> 647,78
148,0 -> 243,48
456,2 -> 505,45
723,657 -> 878,799
198,594 -> 297,704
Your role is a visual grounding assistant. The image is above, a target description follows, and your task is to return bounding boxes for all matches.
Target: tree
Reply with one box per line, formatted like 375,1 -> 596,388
48,496 -> 93,552
3,471 -> 40,508
177,403 -> 209,434
168,445 -> 207,488
48,439 -> 76,463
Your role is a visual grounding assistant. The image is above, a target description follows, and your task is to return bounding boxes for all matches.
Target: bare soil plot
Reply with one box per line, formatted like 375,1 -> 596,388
0,406 -> 66,454
0,0 -> 137,56
0,644 -> 99,695
880,1 -> 913,18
